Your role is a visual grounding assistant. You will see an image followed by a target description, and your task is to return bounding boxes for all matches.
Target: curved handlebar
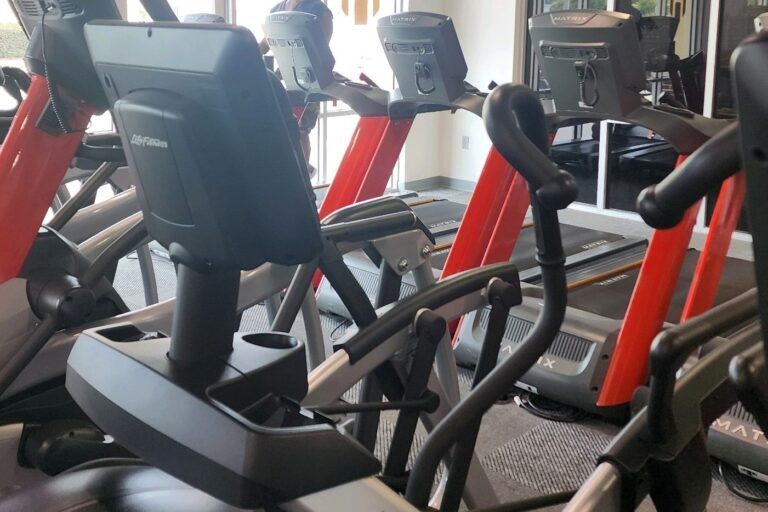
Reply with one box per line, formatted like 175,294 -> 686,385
483,84 -> 578,210
76,143 -> 126,163
637,123 -> 741,229
647,288 -> 758,443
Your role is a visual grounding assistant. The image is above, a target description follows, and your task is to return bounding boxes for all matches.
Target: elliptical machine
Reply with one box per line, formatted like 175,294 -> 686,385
0,19 -> 578,512
454,10 -> 748,417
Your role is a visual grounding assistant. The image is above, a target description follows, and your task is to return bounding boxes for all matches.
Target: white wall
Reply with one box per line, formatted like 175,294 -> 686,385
401,0 -> 527,186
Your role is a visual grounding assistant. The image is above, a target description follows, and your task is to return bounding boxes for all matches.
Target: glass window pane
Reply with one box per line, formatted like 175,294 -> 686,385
323,114 -> 360,183
713,1 -> 767,119
551,123 -> 601,205
324,0 -> 397,89
542,0 -> 583,12
127,0 -> 217,22
0,2 -> 27,111
604,124 -> 676,212
632,0 -> 660,16
234,0 -> 275,41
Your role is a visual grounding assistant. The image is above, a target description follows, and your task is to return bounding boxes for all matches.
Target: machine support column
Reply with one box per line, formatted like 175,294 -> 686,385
598,154 -> 698,407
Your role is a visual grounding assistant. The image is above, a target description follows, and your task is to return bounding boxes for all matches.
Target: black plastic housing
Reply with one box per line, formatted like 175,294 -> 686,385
263,12 -> 389,116
84,21 -> 322,272
529,10 -> 647,118
13,0 -> 121,112
378,12 -> 468,106
66,327 -> 380,508
263,11 -> 336,91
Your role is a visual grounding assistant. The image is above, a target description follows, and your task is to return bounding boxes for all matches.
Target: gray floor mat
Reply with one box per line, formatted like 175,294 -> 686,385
482,422 -> 610,494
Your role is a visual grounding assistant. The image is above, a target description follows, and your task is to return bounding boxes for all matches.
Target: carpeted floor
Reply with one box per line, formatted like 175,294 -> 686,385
110,187 -> 768,511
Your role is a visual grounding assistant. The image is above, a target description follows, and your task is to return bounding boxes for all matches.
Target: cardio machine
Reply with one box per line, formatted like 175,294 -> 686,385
0,20 -> 576,509
0,0 -> 453,490
638,29 -> 768,494
454,10 -> 752,416
555,32 -> 768,511
318,12 -> 632,321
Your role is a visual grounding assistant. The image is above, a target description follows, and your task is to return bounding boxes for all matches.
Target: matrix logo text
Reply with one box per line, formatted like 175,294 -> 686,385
391,16 -> 418,24
130,134 -> 168,149
551,14 -> 591,23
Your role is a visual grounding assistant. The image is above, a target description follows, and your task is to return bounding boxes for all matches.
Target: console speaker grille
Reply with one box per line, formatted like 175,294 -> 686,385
479,309 -> 593,362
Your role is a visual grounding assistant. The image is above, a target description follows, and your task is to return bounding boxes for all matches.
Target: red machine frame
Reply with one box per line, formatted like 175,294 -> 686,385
598,158 -> 746,407
0,74 -> 94,284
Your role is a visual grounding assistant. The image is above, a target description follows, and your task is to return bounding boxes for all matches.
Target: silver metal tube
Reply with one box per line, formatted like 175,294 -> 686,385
413,261 -> 461,406
563,462 -> 622,512
301,288 -> 330,370
136,244 -> 159,306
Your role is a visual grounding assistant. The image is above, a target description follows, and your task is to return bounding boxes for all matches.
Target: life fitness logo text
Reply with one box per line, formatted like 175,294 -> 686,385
130,134 -> 168,149
341,0 -> 380,25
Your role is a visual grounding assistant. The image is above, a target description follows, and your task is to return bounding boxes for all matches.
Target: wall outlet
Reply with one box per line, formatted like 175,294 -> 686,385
461,135 -> 470,150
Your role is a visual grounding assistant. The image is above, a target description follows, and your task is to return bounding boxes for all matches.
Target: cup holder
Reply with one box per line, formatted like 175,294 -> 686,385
241,332 -> 299,350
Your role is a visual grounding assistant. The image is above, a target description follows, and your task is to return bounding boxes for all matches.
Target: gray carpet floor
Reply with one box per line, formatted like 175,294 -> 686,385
110,186 -> 768,511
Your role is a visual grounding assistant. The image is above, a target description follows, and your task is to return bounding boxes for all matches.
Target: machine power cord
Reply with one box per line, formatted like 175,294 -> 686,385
41,3 -> 72,134
329,318 -> 352,342
512,391 -> 587,423
578,59 -> 600,108
717,459 -> 768,503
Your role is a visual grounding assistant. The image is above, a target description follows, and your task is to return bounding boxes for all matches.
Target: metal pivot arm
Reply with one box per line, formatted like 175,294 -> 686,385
339,263 -> 521,365
75,143 -> 125,163
382,309 -> 446,483
48,161 -> 122,231
647,289 -> 759,444
637,123 -> 741,229
439,279 -> 522,512
355,257 -> 406,453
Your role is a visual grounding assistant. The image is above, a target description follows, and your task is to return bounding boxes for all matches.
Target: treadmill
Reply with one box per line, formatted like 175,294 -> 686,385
263,12 -> 421,210
318,12 -> 641,321
454,10 -> 751,416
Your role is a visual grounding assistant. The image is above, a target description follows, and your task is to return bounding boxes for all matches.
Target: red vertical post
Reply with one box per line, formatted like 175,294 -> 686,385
480,173 -> 531,265
680,172 -> 746,320
0,75 -> 95,284
597,154 -> 698,407
314,116 -> 411,289
440,147 -> 517,279
317,116 -> 390,221
354,118 -> 414,202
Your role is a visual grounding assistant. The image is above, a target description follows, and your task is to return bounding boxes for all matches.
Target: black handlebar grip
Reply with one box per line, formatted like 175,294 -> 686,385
483,84 -> 578,210
637,123 -> 741,229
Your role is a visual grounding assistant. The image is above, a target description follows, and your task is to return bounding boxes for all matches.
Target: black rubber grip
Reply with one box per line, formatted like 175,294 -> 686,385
647,288 -> 758,443
637,123 -> 741,229
483,84 -> 578,210
341,263 -> 520,364
76,143 -> 126,163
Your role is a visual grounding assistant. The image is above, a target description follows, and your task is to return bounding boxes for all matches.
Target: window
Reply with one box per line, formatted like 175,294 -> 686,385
0,1 -> 26,112
712,0 -> 768,119
126,0 -> 217,22
242,0 -> 405,185
233,1 -> 274,41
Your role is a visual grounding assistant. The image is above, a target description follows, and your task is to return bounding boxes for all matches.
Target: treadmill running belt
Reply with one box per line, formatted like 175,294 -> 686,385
509,224 -> 623,272
430,223 -> 623,273
566,250 -> 756,322
410,199 -> 466,233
